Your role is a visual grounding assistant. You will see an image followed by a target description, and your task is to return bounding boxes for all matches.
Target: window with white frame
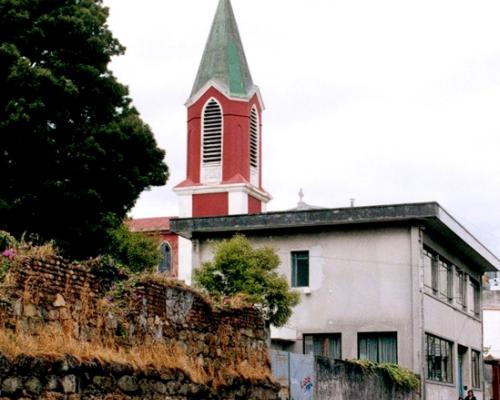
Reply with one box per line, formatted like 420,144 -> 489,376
291,251 -> 309,288
425,333 -> 453,383
201,99 -> 222,182
358,332 -> 398,364
304,334 -> 341,360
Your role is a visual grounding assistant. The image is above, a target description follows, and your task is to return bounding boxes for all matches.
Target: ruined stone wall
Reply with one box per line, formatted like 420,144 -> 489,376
0,256 -> 279,399
0,354 -> 279,399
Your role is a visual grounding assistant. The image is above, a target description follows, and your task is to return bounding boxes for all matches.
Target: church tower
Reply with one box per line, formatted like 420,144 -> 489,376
174,0 -> 271,218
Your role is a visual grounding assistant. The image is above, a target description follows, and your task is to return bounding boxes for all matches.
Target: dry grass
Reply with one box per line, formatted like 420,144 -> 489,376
0,326 -> 272,386
0,327 -> 208,383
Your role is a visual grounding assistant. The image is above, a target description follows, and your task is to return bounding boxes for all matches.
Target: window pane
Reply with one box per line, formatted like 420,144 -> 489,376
303,334 -> 341,359
439,261 -> 449,299
159,242 -> 171,273
424,252 -> 433,288
431,254 -> 438,291
425,333 -> 453,383
379,334 -> 397,364
304,335 -> 314,355
467,279 -> 475,314
292,251 -> 309,287
471,280 -> 480,315
424,248 -> 438,292
472,350 -> 480,388
456,270 -> 465,305
359,332 -> 397,364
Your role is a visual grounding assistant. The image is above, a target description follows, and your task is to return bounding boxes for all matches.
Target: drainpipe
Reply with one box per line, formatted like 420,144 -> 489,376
412,225 -> 426,400
419,226 -> 426,400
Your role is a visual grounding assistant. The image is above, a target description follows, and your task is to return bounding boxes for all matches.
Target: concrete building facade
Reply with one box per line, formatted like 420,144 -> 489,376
171,203 -> 500,399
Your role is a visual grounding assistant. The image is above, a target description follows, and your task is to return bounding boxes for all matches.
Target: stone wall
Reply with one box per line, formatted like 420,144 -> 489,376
315,357 -> 419,400
0,256 -> 279,399
0,354 -> 278,399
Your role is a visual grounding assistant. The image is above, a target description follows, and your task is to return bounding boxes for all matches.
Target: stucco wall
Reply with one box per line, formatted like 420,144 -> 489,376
484,309 -> 500,359
196,227 -> 417,369
483,290 -> 500,359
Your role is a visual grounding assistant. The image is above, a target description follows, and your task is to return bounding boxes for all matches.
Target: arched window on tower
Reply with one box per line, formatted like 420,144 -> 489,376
159,242 -> 171,274
249,106 -> 259,186
201,98 -> 223,183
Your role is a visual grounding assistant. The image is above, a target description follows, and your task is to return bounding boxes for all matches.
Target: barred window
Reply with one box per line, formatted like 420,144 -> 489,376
426,334 -> 453,383
202,99 -> 222,164
249,106 -> 259,169
304,334 -> 341,360
358,332 -> 398,364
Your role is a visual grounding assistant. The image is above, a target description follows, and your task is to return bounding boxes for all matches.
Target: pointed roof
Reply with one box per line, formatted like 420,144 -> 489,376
189,0 -> 256,103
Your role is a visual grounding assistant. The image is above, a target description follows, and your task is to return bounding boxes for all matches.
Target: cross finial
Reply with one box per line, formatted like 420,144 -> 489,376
299,188 -> 304,203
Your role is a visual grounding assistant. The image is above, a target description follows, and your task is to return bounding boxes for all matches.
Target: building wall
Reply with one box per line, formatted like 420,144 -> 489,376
483,290 -> 500,359
423,295 -> 483,400
422,235 -> 484,399
159,231 -> 179,277
197,227 -> 418,370
194,225 -> 487,400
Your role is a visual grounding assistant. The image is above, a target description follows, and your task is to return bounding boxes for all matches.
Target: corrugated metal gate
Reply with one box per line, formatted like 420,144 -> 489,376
271,350 -> 315,400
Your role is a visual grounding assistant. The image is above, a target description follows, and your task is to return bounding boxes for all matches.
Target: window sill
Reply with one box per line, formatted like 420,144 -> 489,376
293,287 -> 312,295
425,379 -> 455,388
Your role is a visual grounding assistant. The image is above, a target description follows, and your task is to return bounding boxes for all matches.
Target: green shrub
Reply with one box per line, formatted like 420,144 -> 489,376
103,224 -> 161,274
347,359 -> 420,391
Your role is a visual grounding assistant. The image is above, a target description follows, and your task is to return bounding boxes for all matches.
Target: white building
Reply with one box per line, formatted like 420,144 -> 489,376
171,203 -> 499,399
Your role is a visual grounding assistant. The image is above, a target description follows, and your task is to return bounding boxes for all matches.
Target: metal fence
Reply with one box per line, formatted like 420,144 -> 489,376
271,350 -> 315,400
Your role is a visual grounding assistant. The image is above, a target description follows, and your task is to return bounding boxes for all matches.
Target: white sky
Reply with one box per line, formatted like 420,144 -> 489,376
103,0 -> 500,258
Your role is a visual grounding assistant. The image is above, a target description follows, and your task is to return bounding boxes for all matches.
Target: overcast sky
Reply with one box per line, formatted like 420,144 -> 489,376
103,0 -> 500,257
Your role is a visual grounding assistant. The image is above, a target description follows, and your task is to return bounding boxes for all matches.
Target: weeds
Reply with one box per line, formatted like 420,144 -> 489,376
347,359 -> 419,391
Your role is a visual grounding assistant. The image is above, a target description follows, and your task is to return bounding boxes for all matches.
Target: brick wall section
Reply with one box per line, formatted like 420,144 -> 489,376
0,256 -> 278,399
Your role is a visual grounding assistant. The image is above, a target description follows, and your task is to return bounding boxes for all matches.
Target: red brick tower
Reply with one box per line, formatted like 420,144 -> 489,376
174,0 -> 271,218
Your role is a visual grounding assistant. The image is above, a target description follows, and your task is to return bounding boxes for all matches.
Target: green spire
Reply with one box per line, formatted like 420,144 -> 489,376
189,0 -> 255,101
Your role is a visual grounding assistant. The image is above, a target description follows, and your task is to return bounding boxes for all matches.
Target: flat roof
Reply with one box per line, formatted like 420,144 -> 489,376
170,202 -> 499,272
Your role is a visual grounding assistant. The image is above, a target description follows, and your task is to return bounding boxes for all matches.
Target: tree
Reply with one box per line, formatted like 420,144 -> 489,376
0,0 -> 168,258
103,223 -> 161,274
193,235 -> 300,327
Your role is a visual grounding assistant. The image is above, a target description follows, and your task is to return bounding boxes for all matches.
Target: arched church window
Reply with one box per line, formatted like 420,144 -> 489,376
249,106 -> 259,186
202,99 -> 222,165
250,106 -> 259,168
159,242 -> 171,274
201,98 -> 223,183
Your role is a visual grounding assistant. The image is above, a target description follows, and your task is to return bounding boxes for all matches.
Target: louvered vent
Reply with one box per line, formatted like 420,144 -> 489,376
250,107 -> 259,168
203,99 -> 222,164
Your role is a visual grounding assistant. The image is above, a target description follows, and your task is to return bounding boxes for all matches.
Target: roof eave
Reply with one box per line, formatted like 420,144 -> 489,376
185,80 -> 264,109
170,202 -> 500,272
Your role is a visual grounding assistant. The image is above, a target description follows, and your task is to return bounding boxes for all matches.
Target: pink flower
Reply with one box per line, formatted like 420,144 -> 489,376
2,249 -> 16,258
